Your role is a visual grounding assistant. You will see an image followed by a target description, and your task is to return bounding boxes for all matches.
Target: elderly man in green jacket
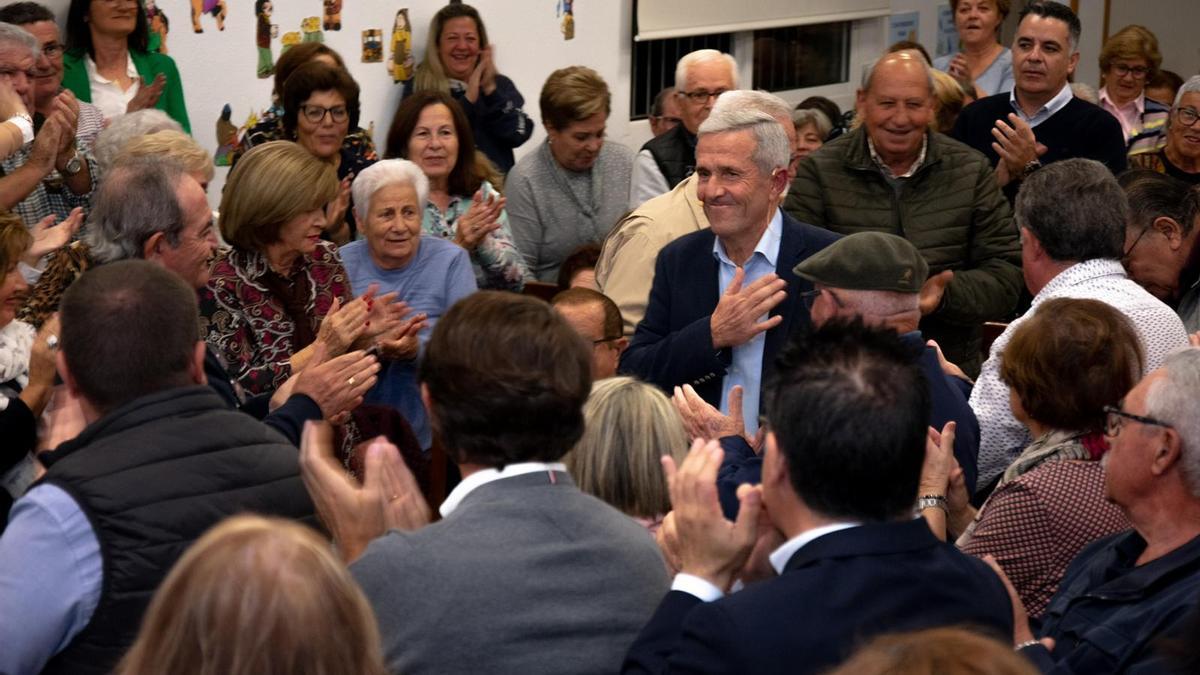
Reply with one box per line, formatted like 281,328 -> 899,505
784,52 -> 1021,376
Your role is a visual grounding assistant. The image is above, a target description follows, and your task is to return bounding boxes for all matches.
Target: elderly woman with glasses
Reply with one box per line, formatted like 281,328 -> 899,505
339,159 -> 476,450
1099,25 -> 1169,160
282,61 -> 377,244
1130,75 -> 1200,185
920,298 -> 1135,619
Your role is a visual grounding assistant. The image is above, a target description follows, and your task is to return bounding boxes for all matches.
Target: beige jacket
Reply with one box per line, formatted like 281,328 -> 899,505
595,174 -> 708,335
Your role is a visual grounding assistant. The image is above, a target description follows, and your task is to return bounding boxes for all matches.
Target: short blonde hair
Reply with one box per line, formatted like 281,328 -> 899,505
931,69 -> 969,133
117,130 -> 215,183
539,66 -> 611,131
115,515 -> 388,675
566,377 -> 688,518
219,141 -> 338,251
829,627 -> 1036,675
1100,25 -> 1162,80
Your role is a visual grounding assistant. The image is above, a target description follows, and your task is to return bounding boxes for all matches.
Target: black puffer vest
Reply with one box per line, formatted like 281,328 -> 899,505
641,124 -> 697,189
36,386 -> 315,675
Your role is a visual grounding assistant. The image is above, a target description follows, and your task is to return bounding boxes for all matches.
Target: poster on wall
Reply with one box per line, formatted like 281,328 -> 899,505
391,9 -> 414,83
936,6 -> 958,57
888,12 -> 919,45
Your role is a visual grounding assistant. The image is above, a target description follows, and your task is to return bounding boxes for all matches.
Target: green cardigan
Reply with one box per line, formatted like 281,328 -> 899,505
62,48 -> 190,134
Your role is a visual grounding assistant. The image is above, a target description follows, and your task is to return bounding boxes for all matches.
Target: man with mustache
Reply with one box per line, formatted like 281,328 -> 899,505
952,1 -> 1126,200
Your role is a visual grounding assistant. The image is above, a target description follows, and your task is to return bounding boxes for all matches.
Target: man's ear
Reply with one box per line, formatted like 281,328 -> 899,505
1152,428 -> 1184,477
56,350 -> 79,398
1067,51 -> 1080,78
188,341 -> 208,386
1022,226 -> 1046,262
142,231 -> 167,260
762,431 -> 788,488
614,336 -> 629,355
1153,216 -> 1186,250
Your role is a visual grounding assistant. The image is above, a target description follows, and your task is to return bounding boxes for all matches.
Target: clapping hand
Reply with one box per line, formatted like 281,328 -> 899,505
22,208 -> 83,266
126,74 -> 166,113
317,296 -> 369,356
454,189 -> 504,251
992,113 -> 1047,186
378,311 -> 428,361
673,384 -> 763,452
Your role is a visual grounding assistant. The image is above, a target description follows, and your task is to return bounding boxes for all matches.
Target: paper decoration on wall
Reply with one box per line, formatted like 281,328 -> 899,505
936,6 -> 957,57
362,29 -> 383,63
281,31 -> 302,52
323,0 -> 343,31
191,0 -> 227,33
145,0 -> 169,53
215,104 -> 240,166
302,16 -> 324,43
559,0 -> 574,41
255,0 -> 276,78
390,9 -> 413,83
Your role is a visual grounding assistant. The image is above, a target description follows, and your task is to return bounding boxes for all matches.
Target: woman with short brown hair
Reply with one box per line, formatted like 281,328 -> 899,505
1099,25 -> 1169,157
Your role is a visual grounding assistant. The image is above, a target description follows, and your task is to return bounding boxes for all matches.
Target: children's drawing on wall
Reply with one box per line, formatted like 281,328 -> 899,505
390,9 -> 413,83
215,104 -> 240,166
323,0 -> 343,31
302,17 -> 324,43
362,29 -> 383,63
191,0 -> 227,33
281,31 -> 302,53
145,0 -> 169,53
255,0 -> 277,78
559,0 -> 574,41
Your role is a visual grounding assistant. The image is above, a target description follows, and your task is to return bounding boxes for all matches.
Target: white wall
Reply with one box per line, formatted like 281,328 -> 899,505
36,0 -> 1200,209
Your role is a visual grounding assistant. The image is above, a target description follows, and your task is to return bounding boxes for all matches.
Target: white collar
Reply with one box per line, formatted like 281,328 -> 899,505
1010,82 -> 1074,124
84,52 -> 138,84
438,461 -> 568,517
768,522 -> 860,574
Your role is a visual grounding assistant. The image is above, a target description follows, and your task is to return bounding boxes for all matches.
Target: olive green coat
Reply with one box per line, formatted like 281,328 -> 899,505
784,127 -> 1021,375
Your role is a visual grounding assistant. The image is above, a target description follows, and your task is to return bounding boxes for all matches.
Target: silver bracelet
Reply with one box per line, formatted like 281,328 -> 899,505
1014,639 -> 1042,651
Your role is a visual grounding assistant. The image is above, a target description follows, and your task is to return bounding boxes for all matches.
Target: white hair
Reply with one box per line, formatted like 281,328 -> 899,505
711,90 -> 791,124
352,159 -> 430,223
1071,82 -> 1100,104
698,108 -> 789,175
674,49 -> 737,92
0,21 -> 35,56
92,110 -> 184,174
1175,75 -> 1200,109
792,108 -> 832,138
1144,348 -> 1200,497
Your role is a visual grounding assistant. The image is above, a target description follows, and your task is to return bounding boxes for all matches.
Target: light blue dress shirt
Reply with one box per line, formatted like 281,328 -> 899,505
0,483 -> 101,674
1009,82 -> 1074,128
714,209 -> 783,437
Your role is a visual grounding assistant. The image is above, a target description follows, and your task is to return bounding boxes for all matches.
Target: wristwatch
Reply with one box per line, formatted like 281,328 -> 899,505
917,494 -> 949,515
61,148 -> 83,177
1018,158 -> 1042,181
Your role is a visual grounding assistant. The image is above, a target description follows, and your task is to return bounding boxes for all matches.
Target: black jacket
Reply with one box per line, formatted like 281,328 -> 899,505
641,124 -> 697,190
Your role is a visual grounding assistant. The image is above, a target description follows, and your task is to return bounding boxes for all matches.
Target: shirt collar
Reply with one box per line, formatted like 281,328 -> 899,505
712,208 -> 783,268
84,52 -> 138,84
867,134 -> 928,179
1034,258 -> 1128,302
439,462 -> 569,517
768,522 -> 861,574
1010,83 -> 1074,125
1100,87 -> 1145,116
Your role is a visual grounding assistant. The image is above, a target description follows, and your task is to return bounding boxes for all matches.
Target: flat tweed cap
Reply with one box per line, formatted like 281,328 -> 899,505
793,231 -> 929,293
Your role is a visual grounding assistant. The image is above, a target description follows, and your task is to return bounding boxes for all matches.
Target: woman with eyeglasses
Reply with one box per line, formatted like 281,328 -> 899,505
920,298 -> 1134,619
1098,25 -> 1169,160
282,61 -> 376,244
61,0 -> 189,131
1130,75 -> 1200,185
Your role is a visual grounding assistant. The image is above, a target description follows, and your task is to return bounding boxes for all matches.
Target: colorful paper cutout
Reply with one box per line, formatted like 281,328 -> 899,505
390,9 -> 413,83
215,104 -> 240,166
145,0 -> 169,53
302,17 -> 325,43
323,0 -> 343,31
362,29 -> 383,63
255,0 -> 275,78
559,0 -> 574,41
192,0 -> 227,33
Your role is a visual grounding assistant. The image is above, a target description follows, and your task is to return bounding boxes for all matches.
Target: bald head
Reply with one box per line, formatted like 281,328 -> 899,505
856,52 -> 935,173
862,52 -> 935,95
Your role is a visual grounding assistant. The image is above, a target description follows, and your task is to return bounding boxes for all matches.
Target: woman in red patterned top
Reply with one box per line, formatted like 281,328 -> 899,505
944,298 -> 1138,618
200,142 -> 390,396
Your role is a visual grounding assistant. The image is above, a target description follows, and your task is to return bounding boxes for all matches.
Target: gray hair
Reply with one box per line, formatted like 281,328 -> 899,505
565,376 -> 688,518
792,108 -> 832,138
839,288 -> 920,317
675,49 -> 737,92
1014,158 -> 1127,262
1144,349 -> 1200,497
92,110 -> 184,174
84,158 -> 186,264
1118,169 -> 1194,238
711,90 -> 791,124
0,21 -> 35,57
1174,75 -> 1200,109
861,53 -> 934,95
698,108 -> 790,175
352,159 -> 430,223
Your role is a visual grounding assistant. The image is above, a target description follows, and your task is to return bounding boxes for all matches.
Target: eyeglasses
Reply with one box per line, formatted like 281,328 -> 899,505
680,89 -> 728,103
800,287 -> 844,311
1174,106 -> 1200,128
651,115 -> 682,126
1111,63 -> 1150,79
300,104 -> 349,124
1122,224 -> 1154,260
1103,405 -> 1173,436
591,335 -> 622,347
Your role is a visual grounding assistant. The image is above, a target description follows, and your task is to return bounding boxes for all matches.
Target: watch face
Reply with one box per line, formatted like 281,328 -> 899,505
65,156 -> 82,175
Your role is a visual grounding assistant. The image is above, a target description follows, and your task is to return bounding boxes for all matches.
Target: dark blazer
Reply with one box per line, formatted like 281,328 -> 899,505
202,346 -> 321,446
619,212 -> 840,405
623,519 -> 1013,675
714,331 -> 981,518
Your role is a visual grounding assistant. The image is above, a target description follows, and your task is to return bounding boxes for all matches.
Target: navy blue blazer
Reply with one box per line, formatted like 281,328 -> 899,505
203,346 -> 321,446
714,331 -> 981,518
619,212 -> 840,405
622,519 -> 1013,675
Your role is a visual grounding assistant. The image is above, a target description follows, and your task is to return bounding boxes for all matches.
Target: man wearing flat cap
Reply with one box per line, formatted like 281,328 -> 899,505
683,232 -> 982,517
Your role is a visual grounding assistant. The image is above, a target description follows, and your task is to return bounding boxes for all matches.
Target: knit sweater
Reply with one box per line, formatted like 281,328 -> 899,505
506,140 -> 633,282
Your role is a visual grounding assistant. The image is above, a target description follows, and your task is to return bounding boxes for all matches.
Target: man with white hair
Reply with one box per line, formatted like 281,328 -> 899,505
619,105 -> 838,437
598,89 -> 799,335
786,51 -> 1021,377
628,49 -> 736,209
0,21 -> 95,229
993,348 -> 1200,672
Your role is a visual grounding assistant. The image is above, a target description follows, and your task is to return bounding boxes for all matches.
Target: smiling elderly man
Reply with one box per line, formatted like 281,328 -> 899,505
785,51 -> 1021,376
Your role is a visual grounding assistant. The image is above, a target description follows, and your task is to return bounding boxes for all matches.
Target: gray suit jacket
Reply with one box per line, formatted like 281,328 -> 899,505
351,469 -> 670,674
